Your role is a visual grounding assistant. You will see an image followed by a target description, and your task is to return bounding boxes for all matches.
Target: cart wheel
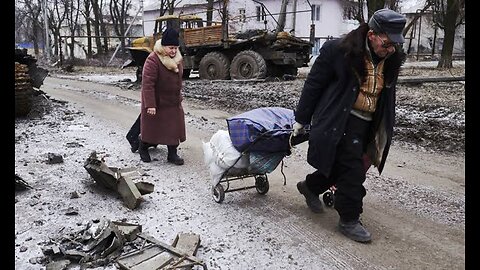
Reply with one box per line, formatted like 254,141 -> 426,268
322,191 -> 334,207
255,175 -> 269,195
212,184 -> 225,203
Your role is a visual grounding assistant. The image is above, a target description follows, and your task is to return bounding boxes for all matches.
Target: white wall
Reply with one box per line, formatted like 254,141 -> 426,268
142,0 -> 357,40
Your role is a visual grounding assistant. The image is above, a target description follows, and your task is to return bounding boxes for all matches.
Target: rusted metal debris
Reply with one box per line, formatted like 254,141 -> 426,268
40,219 -> 207,270
41,218 -> 141,269
83,151 -> 154,209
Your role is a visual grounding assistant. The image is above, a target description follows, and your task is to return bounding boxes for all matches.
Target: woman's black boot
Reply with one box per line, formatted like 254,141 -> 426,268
139,140 -> 151,162
167,145 -> 184,165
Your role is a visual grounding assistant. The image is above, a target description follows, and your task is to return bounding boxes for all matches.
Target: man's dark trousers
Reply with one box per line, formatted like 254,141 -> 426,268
305,114 -> 371,221
126,114 -> 141,145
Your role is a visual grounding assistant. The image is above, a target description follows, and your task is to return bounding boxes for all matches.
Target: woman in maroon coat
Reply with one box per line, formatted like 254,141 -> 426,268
138,28 -> 186,165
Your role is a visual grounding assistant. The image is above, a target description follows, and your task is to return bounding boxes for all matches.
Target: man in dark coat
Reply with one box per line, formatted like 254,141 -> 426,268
138,27 -> 186,164
293,9 -> 406,243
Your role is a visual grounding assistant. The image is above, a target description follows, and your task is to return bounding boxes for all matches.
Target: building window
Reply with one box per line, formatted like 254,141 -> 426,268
239,8 -> 246,22
311,4 -> 321,21
256,6 -> 266,21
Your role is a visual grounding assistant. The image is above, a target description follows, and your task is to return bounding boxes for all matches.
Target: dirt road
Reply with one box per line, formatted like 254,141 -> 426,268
14,75 -> 464,269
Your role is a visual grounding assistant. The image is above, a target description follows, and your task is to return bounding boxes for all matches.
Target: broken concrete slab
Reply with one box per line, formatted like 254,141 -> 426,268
83,151 -> 154,209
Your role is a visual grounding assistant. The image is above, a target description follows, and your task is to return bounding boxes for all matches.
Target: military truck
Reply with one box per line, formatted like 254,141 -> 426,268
123,2 -> 312,81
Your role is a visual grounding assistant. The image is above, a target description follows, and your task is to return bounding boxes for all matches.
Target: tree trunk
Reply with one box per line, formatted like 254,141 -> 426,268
91,0 -> 104,55
84,0 -> 93,58
32,21 -> 40,57
206,0 -> 214,26
437,0 -> 460,69
69,35 -> 75,59
86,19 -> 93,58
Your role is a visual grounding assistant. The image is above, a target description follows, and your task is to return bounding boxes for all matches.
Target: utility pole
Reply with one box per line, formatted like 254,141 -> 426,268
42,0 -> 51,62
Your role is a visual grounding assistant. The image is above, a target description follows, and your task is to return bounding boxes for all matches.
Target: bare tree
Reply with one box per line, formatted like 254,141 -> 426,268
90,0 -> 108,54
64,0 -> 81,59
206,0 -> 214,25
341,0 -> 401,24
81,0 -> 93,58
17,0 -> 44,57
109,0 -> 132,54
367,0 -> 386,19
432,0 -> 465,68
15,5 -> 29,43
46,0 -> 67,58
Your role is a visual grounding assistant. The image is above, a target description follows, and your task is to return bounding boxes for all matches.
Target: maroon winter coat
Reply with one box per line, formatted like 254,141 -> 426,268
140,49 -> 186,145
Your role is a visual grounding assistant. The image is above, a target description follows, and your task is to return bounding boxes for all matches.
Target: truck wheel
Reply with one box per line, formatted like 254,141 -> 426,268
230,50 -> 267,80
199,52 -> 230,80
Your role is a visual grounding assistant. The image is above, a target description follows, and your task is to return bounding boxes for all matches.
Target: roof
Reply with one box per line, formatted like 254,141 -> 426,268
155,14 -> 203,22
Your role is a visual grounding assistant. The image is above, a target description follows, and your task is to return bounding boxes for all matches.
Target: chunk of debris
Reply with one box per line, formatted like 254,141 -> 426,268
40,218 -> 139,269
15,174 -> 33,191
83,151 -> 154,209
37,219 -> 207,270
47,153 -> 64,164
45,259 -> 70,270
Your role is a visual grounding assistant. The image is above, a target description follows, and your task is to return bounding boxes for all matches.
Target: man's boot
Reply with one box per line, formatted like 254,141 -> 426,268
126,135 -> 139,153
138,140 -> 151,162
126,115 -> 141,153
338,218 -> 372,243
296,180 -> 324,213
167,145 -> 184,165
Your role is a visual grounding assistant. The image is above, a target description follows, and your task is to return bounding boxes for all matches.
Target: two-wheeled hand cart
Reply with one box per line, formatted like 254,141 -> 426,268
211,130 -> 309,203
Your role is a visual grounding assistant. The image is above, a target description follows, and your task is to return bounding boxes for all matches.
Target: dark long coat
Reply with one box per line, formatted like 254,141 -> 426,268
140,51 -> 186,145
295,23 -> 405,177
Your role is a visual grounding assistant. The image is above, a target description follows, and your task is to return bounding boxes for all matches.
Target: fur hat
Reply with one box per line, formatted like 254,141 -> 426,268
161,27 -> 180,46
368,8 -> 406,44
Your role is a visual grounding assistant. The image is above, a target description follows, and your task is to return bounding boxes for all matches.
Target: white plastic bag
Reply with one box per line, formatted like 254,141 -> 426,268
202,130 -> 249,186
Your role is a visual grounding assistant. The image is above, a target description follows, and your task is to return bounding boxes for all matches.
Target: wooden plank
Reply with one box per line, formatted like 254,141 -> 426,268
169,233 -> 201,269
184,25 -> 222,46
116,245 -> 165,269
137,233 -> 206,267
130,252 -> 175,270
116,233 -> 205,270
172,233 -> 201,255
